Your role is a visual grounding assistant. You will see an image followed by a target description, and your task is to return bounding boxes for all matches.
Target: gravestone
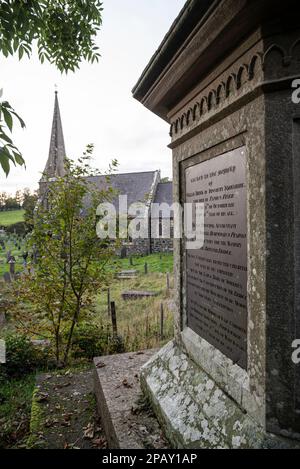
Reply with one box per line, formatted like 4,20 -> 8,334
116,270 -> 138,279
3,272 -> 11,284
120,246 -> 127,259
9,258 -> 15,277
133,0 -> 300,448
121,290 -> 159,301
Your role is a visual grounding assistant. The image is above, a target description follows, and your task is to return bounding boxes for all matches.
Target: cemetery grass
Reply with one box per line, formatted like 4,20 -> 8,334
94,271 -> 175,352
0,373 -> 36,449
114,252 -> 173,274
0,210 -> 25,227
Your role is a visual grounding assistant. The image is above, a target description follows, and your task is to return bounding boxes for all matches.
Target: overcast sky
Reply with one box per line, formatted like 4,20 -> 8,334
0,0 -> 186,194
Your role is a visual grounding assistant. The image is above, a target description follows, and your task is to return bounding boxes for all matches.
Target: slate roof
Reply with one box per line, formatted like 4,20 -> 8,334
87,171 -> 159,213
154,182 -> 173,206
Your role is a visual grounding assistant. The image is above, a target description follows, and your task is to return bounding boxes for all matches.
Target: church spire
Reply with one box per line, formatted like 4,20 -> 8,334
41,90 -> 66,180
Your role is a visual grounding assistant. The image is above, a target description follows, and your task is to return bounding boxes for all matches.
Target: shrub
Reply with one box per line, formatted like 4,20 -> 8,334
0,333 -> 53,379
70,322 -> 126,359
5,222 -> 27,236
109,334 -> 125,354
71,323 -> 110,359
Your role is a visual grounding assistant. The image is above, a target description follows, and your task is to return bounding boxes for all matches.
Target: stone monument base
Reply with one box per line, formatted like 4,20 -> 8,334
140,341 -> 300,449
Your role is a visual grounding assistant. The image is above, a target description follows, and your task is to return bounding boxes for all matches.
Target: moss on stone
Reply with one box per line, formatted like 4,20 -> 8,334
26,387 -> 46,449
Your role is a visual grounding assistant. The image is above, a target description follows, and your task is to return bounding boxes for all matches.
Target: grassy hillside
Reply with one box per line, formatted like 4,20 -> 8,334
0,210 -> 25,227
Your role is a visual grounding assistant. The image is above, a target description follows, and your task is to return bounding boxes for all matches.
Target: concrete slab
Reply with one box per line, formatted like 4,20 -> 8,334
94,350 -> 168,449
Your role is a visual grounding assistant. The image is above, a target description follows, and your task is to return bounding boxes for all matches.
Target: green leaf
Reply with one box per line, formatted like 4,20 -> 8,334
13,37 -> 19,52
13,151 -> 25,166
0,148 -> 11,176
18,45 -> 24,60
11,110 -> 26,129
2,107 -> 13,132
0,132 -> 13,144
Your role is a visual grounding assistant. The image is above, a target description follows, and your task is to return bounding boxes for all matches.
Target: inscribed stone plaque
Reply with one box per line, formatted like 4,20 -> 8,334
185,147 -> 248,369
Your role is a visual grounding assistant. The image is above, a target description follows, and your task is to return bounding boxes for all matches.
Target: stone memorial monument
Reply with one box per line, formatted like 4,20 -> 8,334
133,0 -> 300,448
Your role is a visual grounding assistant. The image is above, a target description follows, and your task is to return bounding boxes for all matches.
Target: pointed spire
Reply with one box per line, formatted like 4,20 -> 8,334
41,90 -> 66,180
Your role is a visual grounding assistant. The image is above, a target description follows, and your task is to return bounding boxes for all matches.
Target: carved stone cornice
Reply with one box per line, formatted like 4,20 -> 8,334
169,48 -> 263,140
169,34 -> 300,142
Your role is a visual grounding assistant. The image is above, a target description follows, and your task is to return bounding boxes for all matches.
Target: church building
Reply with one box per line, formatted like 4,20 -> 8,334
39,92 -> 174,255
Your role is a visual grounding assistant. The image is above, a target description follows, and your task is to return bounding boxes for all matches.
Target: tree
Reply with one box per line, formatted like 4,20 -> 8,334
0,191 -> 8,210
14,146 -> 118,366
15,189 -> 23,209
0,0 -> 103,176
22,188 -> 38,230
3,195 -> 19,210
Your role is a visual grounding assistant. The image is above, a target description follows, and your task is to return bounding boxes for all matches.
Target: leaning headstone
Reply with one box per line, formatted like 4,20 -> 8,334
133,0 -> 300,448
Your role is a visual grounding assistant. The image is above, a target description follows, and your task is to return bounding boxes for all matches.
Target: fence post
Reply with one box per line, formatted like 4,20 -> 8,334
107,288 -> 111,317
146,313 -> 149,340
160,303 -> 164,340
144,262 -> 148,275
111,301 -> 118,337
166,272 -> 170,292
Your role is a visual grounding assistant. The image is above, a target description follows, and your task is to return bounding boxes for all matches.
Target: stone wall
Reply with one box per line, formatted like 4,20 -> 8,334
150,238 -> 173,254
118,239 -> 150,257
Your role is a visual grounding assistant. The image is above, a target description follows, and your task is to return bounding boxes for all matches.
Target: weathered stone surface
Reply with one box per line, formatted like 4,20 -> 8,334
141,342 -> 300,449
94,350 -> 168,449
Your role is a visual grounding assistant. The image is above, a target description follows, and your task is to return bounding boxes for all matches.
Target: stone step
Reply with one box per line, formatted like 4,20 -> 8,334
93,350 -> 168,449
